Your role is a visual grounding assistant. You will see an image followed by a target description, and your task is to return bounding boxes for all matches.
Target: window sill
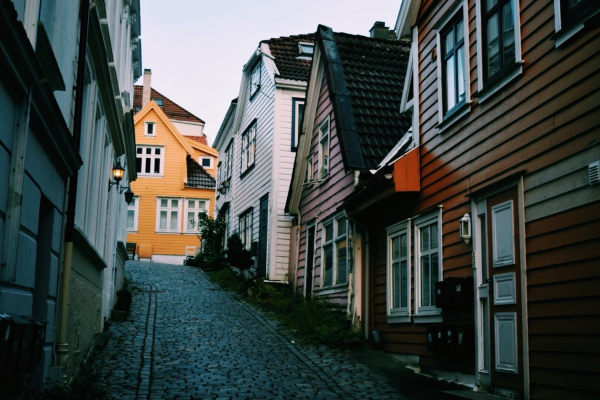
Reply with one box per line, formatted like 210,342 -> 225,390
144,134 -> 156,138
126,229 -> 138,233
240,164 -> 256,180
553,9 -> 600,47
316,285 -> 347,296
437,101 -> 472,134
413,312 -> 443,324
155,231 -> 181,234
137,174 -> 164,178
476,61 -> 523,104
386,314 -> 411,324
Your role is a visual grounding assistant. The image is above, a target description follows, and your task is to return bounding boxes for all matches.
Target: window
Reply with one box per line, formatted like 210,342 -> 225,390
298,42 -> 314,57
241,121 -> 256,175
483,0 -> 516,82
387,220 -> 410,323
291,98 -> 305,150
127,196 -> 139,232
239,209 -> 253,250
414,211 -> 442,322
554,0 -> 600,46
441,15 -> 466,115
249,61 -> 261,99
321,216 -> 349,288
144,121 -> 156,136
200,156 -> 213,169
219,140 -> 233,184
319,117 -> 330,179
153,98 -> 163,107
184,199 -> 208,233
305,154 -> 314,183
156,198 -> 181,232
136,145 -> 164,176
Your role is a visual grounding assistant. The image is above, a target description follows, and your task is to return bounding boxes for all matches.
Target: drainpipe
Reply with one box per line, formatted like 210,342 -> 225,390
55,0 -> 91,368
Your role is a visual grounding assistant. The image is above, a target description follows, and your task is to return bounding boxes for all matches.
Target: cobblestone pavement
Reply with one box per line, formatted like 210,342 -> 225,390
94,261 -> 403,399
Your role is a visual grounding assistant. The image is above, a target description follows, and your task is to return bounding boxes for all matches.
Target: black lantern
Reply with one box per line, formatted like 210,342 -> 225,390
124,187 -> 134,204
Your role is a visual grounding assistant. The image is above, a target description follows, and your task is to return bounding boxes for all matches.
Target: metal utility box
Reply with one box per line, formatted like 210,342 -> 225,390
453,276 -> 474,308
24,317 -> 47,372
444,325 -> 456,355
456,325 -> 475,356
0,314 -> 13,377
427,326 -> 445,354
1,314 -> 33,379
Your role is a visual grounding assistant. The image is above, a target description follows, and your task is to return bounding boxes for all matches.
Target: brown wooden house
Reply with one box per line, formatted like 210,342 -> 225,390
343,0 -> 600,399
286,24 -> 412,324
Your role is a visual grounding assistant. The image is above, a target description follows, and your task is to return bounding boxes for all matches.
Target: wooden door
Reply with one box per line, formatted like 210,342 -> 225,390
485,188 -> 524,397
257,194 -> 269,278
305,225 -> 315,297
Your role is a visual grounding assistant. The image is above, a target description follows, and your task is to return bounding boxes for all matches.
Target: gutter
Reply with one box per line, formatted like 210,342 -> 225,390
55,0 -> 91,368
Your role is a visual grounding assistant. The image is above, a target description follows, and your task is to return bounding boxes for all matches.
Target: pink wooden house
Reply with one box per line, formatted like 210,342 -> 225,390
286,24 -> 412,324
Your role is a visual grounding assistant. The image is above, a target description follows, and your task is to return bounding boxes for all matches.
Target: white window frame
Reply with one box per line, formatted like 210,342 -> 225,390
319,116 -> 330,179
414,210 -> 443,323
435,1 -> 472,132
475,0 -> 523,103
127,195 -> 140,232
241,121 -> 256,175
184,198 -> 209,233
321,214 -> 349,289
136,145 -> 165,177
144,121 -> 156,137
400,48 -> 414,113
239,208 -> 253,250
298,42 -> 314,58
305,154 -> 314,183
156,197 -> 182,233
199,156 -> 214,169
291,98 -> 305,150
249,61 -> 261,99
386,219 -> 411,323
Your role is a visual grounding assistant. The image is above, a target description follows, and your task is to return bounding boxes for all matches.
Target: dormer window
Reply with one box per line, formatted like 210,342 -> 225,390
298,42 -> 314,58
249,61 -> 261,100
153,98 -> 163,107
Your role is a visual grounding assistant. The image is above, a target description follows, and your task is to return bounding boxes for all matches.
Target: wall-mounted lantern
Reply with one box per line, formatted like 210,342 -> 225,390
108,161 -> 135,204
459,213 -> 471,244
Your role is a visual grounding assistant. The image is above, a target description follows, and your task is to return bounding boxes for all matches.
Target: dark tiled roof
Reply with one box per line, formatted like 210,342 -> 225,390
186,156 -> 216,189
263,34 -> 315,82
183,135 -> 208,145
133,86 -> 205,124
317,26 -> 412,170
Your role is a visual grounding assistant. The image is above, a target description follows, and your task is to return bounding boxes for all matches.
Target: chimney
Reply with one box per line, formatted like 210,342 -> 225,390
142,69 -> 152,107
370,21 -> 390,40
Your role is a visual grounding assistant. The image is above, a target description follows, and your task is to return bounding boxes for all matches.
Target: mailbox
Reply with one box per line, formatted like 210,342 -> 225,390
453,277 -> 474,308
426,326 -> 436,353
24,317 -> 47,372
456,325 -> 475,356
435,281 -> 445,309
444,325 -> 456,355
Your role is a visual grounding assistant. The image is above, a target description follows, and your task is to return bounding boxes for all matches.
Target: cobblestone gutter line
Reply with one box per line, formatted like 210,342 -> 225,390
136,285 -> 158,399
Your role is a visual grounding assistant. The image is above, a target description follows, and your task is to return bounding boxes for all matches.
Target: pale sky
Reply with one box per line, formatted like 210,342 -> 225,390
137,0 -> 402,146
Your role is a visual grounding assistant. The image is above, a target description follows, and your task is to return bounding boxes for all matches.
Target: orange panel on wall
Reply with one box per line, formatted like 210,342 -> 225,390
393,147 -> 420,192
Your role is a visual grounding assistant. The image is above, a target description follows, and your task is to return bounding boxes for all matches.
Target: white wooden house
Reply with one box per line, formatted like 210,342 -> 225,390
214,34 -> 314,281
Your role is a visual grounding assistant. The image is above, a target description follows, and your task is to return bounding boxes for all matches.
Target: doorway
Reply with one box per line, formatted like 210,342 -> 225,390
474,187 -> 525,398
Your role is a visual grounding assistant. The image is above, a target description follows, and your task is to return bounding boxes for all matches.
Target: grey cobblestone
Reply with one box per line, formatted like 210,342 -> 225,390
94,261 -> 404,399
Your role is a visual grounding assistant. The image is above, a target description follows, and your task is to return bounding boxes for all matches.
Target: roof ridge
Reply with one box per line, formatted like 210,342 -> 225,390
261,32 -> 315,44
134,85 -> 205,124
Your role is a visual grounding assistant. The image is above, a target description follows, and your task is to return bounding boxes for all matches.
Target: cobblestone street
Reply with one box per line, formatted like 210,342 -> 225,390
94,261 -> 403,399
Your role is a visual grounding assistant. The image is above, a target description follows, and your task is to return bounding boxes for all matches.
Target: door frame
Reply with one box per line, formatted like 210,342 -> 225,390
470,174 -> 530,399
257,194 -> 269,279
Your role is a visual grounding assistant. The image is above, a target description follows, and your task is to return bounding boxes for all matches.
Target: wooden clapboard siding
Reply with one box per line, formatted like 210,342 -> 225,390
366,0 -> 600,394
127,106 -> 216,256
269,87 -> 306,280
295,78 -> 355,302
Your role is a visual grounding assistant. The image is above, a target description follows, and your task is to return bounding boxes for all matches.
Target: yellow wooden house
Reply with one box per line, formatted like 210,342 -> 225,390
127,71 -> 216,263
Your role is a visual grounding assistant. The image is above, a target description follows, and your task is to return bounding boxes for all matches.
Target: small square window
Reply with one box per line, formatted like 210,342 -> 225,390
145,121 -> 156,136
200,156 -> 213,169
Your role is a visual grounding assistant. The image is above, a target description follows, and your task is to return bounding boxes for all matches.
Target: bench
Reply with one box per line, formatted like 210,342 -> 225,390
126,242 -> 137,260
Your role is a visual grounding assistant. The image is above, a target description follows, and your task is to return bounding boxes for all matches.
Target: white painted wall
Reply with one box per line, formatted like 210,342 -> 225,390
172,120 -> 205,137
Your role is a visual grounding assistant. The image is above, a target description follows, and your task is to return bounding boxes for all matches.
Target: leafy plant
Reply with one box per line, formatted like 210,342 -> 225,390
192,213 -> 227,270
